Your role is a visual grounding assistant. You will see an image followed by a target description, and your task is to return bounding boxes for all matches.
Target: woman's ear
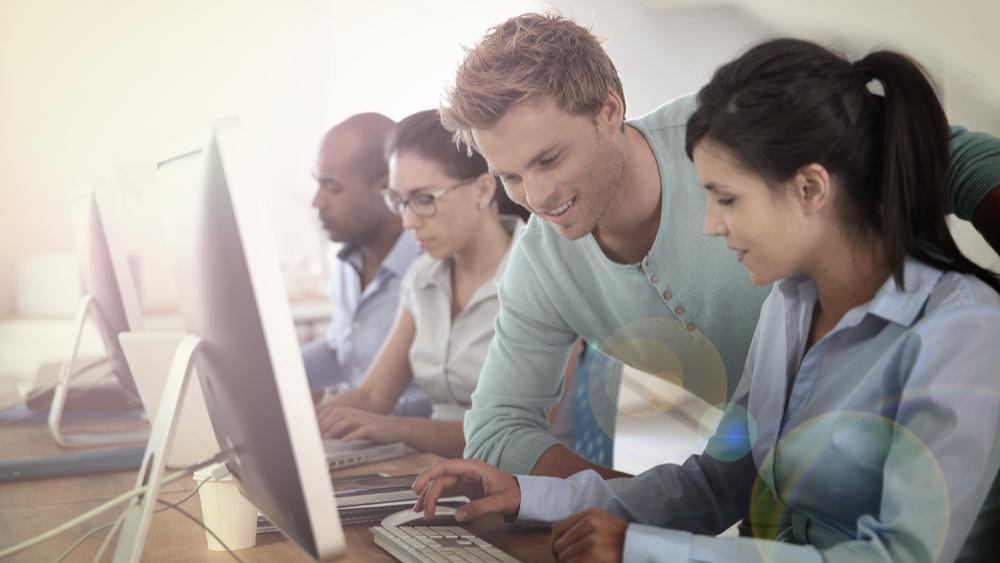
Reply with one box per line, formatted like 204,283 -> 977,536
475,173 -> 497,210
793,163 -> 832,216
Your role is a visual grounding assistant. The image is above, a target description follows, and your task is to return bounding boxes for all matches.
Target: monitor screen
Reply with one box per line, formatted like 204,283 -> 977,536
154,120 -> 344,560
70,188 -> 145,396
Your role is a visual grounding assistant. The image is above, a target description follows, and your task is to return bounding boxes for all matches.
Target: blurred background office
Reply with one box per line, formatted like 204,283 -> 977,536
1,0 -> 997,473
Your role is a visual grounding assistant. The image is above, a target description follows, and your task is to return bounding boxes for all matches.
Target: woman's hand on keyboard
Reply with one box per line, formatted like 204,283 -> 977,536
317,406 -> 404,443
411,459 -> 521,522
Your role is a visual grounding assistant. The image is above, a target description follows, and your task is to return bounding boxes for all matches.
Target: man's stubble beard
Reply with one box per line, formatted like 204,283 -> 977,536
577,136 -> 627,239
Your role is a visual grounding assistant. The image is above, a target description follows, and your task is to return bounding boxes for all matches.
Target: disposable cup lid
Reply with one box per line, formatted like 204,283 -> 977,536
193,463 -> 233,482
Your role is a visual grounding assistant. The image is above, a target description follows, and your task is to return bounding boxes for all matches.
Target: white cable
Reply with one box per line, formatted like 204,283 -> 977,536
52,519 -> 116,563
0,481 -> 145,559
54,478 -> 211,563
0,451 -> 230,560
91,509 -> 126,562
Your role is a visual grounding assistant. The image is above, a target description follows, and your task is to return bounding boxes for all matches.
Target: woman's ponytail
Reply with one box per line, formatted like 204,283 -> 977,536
859,51 -> 999,291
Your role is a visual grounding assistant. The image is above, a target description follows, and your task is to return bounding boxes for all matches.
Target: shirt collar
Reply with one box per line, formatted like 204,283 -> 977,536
865,257 -> 943,327
336,229 -> 421,278
778,257 -> 943,328
415,215 -> 527,291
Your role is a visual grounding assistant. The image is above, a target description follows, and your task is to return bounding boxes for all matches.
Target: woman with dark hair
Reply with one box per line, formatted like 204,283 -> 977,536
314,109 -> 533,457
408,40 -> 1000,562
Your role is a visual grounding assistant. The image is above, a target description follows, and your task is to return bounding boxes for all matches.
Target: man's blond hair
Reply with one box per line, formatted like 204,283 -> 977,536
440,13 -> 625,151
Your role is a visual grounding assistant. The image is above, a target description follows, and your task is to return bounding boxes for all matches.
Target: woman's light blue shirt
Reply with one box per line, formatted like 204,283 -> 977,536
516,258 -> 1000,562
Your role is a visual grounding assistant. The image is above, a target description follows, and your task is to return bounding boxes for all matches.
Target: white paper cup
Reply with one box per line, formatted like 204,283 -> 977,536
193,465 -> 258,551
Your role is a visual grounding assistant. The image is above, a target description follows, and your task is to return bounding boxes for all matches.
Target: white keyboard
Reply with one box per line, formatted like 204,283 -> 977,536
371,525 -> 523,563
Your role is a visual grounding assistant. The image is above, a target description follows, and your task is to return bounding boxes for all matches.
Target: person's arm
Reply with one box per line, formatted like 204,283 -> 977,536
463,241 -> 579,474
973,183 -> 1000,255
515,376 -> 759,534
317,305 -> 416,429
322,411 -> 466,457
531,444 -> 629,479
411,385 -> 758,530
398,419 -> 466,458
947,125 -> 1000,254
545,339 -> 582,429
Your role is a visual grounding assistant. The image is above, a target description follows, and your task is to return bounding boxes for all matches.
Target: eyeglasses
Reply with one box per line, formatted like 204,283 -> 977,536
381,178 -> 474,218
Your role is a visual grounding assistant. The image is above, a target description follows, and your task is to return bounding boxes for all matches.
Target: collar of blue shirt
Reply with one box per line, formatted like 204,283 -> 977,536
777,257 -> 944,329
336,229 -> 421,279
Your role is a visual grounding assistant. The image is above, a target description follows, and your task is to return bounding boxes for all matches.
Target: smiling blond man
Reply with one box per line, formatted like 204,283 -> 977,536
446,13 -> 1000,480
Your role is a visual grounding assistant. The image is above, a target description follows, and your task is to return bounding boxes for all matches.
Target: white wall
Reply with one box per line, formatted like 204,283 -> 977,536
0,0 -> 535,317
543,0 -> 774,116
0,0 -> 338,315
326,1 -> 535,122
1,0 -> 997,318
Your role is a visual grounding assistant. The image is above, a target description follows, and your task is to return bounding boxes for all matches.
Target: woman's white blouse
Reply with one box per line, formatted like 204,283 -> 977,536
399,216 -> 525,420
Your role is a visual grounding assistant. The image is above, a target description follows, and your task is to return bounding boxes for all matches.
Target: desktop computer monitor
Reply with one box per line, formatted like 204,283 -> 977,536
42,188 -> 151,449
70,187 -> 145,395
154,120 -> 345,560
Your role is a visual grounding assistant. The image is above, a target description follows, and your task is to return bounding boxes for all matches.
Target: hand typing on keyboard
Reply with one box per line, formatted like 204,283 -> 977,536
411,459 -> 521,522
410,460 -> 630,563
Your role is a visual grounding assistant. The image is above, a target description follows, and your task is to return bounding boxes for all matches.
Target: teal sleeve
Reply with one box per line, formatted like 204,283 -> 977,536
462,239 -> 577,474
946,125 -> 1000,220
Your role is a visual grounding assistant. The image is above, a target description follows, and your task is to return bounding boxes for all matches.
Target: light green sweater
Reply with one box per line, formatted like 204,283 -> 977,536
464,94 -> 1000,474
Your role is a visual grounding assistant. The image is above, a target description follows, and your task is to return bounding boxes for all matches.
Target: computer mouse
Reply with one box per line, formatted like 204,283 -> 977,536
381,505 -> 459,527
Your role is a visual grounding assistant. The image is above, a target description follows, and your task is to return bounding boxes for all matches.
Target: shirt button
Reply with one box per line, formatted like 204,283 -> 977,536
687,323 -> 696,333
650,275 -> 660,284
675,306 -> 684,316
662,290 -> 672,300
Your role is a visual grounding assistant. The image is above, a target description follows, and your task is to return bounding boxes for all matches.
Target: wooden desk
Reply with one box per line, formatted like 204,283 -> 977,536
0,418 -> 554,562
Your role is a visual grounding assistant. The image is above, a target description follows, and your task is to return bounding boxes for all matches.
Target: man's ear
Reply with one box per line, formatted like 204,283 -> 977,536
793,163 -> 832,216
475,173 -> 498,210
596,88 -> 626,135
372,173 -> 389,193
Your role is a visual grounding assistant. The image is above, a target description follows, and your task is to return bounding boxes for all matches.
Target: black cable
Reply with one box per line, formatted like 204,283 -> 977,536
155,478 -> 208,512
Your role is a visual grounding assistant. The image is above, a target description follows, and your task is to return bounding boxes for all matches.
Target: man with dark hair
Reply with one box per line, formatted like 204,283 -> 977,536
303,113 -> 430,416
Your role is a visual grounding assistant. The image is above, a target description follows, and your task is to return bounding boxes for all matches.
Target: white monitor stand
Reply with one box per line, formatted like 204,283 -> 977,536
47,294 -> 150,448
120,332 -> 221,468
111,331 -> 230,563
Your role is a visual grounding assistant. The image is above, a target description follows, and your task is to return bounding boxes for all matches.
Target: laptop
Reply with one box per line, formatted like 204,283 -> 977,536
123,332 -> 407,470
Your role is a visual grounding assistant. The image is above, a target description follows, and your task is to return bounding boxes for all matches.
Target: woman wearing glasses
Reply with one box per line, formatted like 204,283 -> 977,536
315,109 -> 531,457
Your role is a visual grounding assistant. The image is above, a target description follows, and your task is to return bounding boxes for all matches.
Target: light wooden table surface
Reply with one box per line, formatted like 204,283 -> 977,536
0,417 -> 554,562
